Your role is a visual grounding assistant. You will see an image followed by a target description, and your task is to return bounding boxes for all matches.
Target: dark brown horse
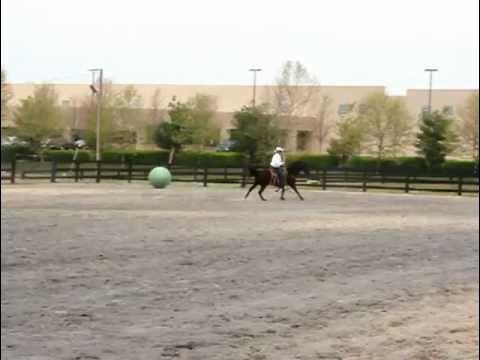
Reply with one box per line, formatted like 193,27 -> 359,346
244,161 -> 310,201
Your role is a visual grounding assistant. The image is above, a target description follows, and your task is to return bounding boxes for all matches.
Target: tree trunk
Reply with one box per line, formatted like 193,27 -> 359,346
168,148 -> 176,166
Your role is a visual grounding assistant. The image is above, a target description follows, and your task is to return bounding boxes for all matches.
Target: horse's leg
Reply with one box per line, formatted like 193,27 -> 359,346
244,182 -> 258,199
289,179 -> 304,201
258,184 -> 268,201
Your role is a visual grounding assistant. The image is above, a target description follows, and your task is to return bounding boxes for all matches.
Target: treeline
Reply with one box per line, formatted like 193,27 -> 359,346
2,63 -> 479,171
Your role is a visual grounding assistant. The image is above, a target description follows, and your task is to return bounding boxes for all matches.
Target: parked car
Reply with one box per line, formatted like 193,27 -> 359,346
41,137 -> 87,150
41,138 -> 66,150
1,136 -> 29,146
215,140 -> 237,152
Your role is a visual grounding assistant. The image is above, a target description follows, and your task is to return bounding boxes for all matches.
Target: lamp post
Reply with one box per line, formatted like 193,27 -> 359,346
425,68 -> 438,114
88,68 -> 103,161
249,68 -> 262,107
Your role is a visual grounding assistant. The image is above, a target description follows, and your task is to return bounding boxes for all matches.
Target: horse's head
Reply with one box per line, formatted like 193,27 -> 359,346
288,161 -> 310,177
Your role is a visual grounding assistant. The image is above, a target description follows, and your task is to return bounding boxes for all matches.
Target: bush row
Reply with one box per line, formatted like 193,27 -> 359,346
41,149 -> 245,168
6,147 -> 478,176
1,145 -> 35,162
346,156 -> 477,176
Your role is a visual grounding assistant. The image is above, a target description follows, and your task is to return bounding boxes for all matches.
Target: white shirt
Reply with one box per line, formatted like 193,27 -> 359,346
270,153 -> 285,168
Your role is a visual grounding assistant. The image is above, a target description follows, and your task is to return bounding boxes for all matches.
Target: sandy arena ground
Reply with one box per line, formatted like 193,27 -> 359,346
1,182 -> 479,360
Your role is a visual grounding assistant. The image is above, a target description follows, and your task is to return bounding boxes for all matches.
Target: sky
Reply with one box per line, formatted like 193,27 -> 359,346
1,0 -> 479,95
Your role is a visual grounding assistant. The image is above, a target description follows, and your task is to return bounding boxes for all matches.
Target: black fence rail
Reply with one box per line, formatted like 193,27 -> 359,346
303,169 -> 479,196
3,158 -> 479,196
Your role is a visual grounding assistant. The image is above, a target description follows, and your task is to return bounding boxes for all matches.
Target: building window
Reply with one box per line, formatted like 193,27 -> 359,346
358,103 -> 368,115
338,103 -> 354,116
296,131 -> 312,152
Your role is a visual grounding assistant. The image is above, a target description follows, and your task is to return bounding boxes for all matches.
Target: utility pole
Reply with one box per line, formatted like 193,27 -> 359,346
249,68 -> 262,107
425,68 -> 438,114
89,68 -> 103,161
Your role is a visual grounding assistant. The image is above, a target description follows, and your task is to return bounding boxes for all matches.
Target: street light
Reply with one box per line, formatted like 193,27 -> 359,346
88,68 -> 103,161
249,68 -> 262,107
425,68 -> 438,114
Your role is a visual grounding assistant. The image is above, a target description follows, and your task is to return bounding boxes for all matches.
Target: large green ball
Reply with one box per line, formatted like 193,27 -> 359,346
148,167 -> 172,188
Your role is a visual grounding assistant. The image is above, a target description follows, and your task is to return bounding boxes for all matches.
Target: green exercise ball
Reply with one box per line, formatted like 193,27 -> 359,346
148,167 -> 172,188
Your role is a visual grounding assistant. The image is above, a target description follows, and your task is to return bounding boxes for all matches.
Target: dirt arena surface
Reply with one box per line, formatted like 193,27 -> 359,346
1,182 -> 479,360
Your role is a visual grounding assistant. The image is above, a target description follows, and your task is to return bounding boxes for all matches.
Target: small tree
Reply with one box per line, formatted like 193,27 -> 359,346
150,88 -> 163,124
113,85 -> 144,148
360,93 -> 413,159
154,121 -> 183,164
416,110 -> 456,168
312,94 -> 334,153
188,94 -> 219,148
153,94 -> 219,163
272,61 -> 320,147
230,105 -> 280,164
456,93 -> 479,160
327,112 -> 366,164
14,84 -> 64,149
154,98 -> 190,164
1,68 -> 14,125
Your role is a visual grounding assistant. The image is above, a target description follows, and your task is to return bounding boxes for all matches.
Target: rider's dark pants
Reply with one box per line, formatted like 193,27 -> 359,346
273,166 -> 285,187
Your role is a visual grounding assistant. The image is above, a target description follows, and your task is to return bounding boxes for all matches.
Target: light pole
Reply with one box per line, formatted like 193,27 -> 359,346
88,68 -> 103,161
425,68 -> 438,114
249,68 -> 262,107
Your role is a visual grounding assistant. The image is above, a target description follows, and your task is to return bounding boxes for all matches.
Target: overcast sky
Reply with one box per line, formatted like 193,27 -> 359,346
1,0 -> 479,94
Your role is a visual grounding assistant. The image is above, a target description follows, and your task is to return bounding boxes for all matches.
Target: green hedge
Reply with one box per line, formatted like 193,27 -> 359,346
287,154 -> 339,170
346,156 -> 428,174
176,151 -> 245,168
41,150 -> 91,163
42,149 -> 245,167
441,160 -> 478,176
1,145 -> 35,162
37,149 -> 479,177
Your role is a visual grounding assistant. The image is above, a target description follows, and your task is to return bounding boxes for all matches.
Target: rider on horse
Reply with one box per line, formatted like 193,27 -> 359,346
270,147 -> 286,188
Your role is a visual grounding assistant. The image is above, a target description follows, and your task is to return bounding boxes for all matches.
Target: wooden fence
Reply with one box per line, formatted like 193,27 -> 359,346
2,158 -> 479,196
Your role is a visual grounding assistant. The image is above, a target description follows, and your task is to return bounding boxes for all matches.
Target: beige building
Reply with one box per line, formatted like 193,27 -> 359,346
3,83 -> 478,153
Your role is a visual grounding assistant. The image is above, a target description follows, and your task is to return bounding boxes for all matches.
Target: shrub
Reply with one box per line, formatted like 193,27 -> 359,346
287,154 -> 339,170
442,160 -> 477,177
176,151 -> 245,168
1,144 -> 35,162
41,150 -> 91,163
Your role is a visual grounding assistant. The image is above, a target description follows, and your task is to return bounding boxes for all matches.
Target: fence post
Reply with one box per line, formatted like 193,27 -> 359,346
405,175 -> 410,193
458,176 -> 463,196
74,160 -> 80,183
10,157 -> 16,184
322,170 -> 327,190
96,161 -> 102,183
362,171 -> 368,192
203,168 -> 208,187
241,167 -> 247,188
127,160 -> 133,183
50,160 -> 58,183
